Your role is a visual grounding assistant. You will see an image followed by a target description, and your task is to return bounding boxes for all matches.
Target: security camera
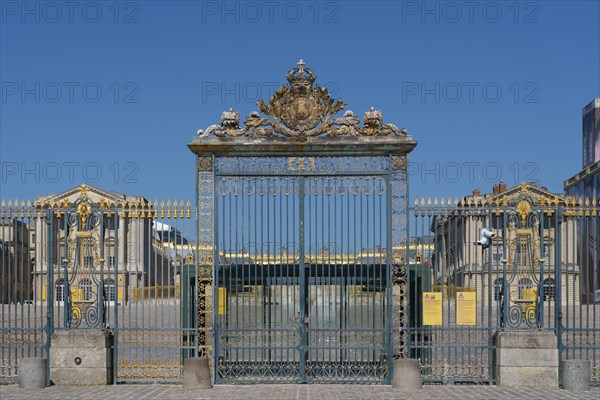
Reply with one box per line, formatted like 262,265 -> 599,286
474,228 -> 495,249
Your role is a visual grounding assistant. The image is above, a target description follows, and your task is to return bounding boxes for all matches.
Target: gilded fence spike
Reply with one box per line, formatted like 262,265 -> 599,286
420,197 -> 425,206
167,200 -> 171,218
7,199 -> 12,209
414,198 -> 419,206
585,197 -> 590,206
454,198 -> 459,206
179,200 -> 184,219
153,201 -> 159,218
434,198 -> 439,206
19,200 -> 25,218
147,202 -> 153,219
160,200 -> 165,219
440,198 -> 444,206
186,200 -> 191,219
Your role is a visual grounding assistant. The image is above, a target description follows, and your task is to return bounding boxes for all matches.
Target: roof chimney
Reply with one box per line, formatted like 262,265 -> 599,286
499,181 -> 507,193
473,189 -> 481,196
492,185 -> 499,194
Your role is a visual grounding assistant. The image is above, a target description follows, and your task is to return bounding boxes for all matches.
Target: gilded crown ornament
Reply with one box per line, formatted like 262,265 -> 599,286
199,60 -> 406,140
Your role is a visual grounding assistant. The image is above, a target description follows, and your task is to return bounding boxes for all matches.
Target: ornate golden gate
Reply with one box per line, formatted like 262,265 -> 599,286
188,61 -> 417,383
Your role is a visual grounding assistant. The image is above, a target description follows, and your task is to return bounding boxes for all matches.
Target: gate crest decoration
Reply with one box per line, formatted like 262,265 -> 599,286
189,60 -> 417,383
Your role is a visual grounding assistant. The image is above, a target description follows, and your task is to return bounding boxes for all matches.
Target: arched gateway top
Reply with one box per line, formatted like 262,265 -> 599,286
188,60 -> 417,156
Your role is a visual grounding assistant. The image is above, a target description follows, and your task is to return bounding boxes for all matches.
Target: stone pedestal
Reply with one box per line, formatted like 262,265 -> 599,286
50,330 -> 114,385
183,357 -> 212,389
391,358 -> 422,390
493,330 -> 558,387
18,357 -> 47,389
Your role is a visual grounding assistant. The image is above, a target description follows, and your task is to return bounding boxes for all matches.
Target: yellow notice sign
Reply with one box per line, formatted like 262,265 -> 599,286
218,287 -> 227,315
422,292 -> 442,326
456,291 -> 477,325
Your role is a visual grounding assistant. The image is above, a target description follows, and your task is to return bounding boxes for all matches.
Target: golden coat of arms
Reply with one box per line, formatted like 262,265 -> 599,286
199,60 -> 406,140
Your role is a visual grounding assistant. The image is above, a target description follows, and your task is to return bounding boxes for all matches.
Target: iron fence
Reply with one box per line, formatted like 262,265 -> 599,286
407,193 -> 599,385
1,192 -> 197,383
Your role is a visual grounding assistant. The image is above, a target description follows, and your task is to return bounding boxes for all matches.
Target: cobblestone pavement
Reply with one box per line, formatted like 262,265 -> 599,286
1,384 -> 599,400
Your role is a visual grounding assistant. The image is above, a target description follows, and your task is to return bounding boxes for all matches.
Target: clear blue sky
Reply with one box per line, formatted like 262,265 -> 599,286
1,0 -> 599,203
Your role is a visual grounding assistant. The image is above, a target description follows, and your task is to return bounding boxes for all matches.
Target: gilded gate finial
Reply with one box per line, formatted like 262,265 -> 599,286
517,199 -> 531,226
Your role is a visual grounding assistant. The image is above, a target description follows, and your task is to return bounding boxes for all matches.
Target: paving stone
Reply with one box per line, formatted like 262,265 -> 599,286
1,383 -> 599,400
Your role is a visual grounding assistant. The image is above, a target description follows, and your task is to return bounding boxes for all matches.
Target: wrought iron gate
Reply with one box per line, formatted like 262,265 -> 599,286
213,163 -> 394,383
190,61 -> 417,383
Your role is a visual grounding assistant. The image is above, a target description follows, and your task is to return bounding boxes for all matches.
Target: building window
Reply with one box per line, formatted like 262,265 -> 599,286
108,256 -> 116,269
79,278 -> 93,301
518,278 -> 533,299
83,256 -> 94,268
542,278 -> 556,301
56,279 -> 65,302
103,278 -> 116,302
492,249 -> 503,263
415,252 -> 422,263
106,217 -> 116,231
493,278 -> 504,301
542,244 -> 551,265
